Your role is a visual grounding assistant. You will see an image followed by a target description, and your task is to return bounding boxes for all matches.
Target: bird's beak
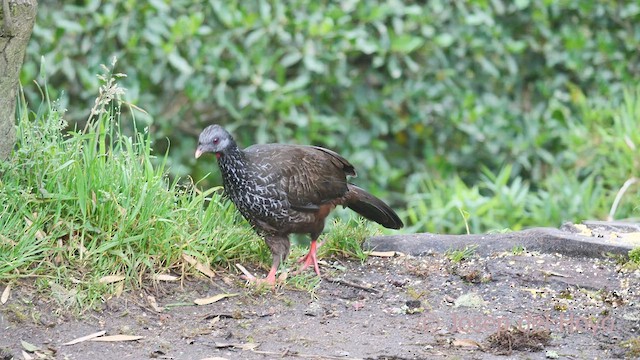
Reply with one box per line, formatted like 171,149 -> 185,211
195,147 -> 204,159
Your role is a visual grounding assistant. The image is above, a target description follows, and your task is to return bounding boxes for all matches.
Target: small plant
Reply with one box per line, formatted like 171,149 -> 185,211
286,272 -> 321,294
621,337 -> 640,358
629,248 -> 640,264
511,245 -> 525,255
445,245 -> 478,263
318,217 -> 377,263
458,208 -> 471,235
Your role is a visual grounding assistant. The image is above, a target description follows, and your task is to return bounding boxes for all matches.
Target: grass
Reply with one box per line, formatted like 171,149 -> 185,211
445,245 -> 478,263
511,245 -> 525,255
404,87 -> 640,235
0,61 -> 374,309
629,248 -> 640,264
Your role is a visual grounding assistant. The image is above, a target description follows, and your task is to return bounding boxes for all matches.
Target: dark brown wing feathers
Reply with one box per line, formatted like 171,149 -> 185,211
244,143 -> 402,229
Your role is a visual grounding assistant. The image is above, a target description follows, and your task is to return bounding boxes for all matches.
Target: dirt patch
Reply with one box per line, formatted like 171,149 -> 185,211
1,250 -> 639,359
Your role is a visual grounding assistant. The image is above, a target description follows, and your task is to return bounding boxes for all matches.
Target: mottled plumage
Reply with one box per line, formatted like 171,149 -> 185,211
195,124 -> 403,285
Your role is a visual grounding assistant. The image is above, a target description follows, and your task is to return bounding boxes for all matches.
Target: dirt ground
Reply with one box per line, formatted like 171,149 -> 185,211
1,250 -> 639,360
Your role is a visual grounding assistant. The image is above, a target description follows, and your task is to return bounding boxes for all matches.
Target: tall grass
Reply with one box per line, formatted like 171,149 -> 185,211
0,61 -> 267,308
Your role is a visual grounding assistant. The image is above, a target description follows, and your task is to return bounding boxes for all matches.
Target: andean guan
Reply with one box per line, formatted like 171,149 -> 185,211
195,125 -> 403,286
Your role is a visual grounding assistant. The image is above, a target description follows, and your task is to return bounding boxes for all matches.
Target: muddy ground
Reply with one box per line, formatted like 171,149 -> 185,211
1,249 -> 639,360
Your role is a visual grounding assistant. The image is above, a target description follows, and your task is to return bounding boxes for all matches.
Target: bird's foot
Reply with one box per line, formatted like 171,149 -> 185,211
236,264 -> 286,288
295,241 -> 322,276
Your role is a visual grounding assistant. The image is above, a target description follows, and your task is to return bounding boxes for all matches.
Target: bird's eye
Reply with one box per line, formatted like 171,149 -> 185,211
213,137 -> 219,144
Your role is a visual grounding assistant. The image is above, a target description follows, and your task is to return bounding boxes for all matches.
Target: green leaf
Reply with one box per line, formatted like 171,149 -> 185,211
391,34 -> 424,53
435,33 -> 455,47
514,0 -> 531,10
280,51 -> 302,67
282,74 -> 310,93
167,53 -> 193,74
21,340 -> 40,353
55,19 -> 84,33
260,79 -> 279,92
303,54 -> 326,73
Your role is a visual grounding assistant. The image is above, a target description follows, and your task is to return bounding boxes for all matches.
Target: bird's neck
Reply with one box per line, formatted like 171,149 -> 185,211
217,145 -> 248,183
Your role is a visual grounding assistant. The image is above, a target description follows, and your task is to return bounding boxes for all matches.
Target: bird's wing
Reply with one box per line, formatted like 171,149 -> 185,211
245,144 -> 353,211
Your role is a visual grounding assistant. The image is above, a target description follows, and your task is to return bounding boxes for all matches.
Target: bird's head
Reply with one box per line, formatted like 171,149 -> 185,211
195,124 -> 235,159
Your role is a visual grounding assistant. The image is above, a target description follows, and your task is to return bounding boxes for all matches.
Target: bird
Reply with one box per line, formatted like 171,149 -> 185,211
195,124 -> 403,286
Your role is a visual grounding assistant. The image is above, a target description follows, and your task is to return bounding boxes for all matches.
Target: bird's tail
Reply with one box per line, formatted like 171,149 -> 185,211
346,184 -> 403,229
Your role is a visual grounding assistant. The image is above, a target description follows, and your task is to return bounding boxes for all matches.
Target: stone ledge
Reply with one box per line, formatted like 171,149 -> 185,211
365,224 -> 638,259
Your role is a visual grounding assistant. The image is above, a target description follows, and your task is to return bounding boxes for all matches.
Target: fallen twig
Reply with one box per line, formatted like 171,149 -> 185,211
235,264 -> 254,280
251,349 -> 364,360
539,270 -> 570,278
326,278 -> 381,294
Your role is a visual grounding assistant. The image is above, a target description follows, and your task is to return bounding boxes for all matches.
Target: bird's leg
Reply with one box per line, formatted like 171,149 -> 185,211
296,238 -> 321,276
239,236 -> 290,287
262,260 -> 278,285
238,255 -> 278,287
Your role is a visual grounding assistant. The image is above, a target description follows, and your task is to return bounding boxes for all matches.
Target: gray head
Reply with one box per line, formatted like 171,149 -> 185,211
195,124 -> 236,159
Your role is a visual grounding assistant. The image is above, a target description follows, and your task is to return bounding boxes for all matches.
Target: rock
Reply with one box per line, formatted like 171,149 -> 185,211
304,302 -> 323,317
453,293 -> 486,308
545,350 -> 560,359
365,227 -> 634,259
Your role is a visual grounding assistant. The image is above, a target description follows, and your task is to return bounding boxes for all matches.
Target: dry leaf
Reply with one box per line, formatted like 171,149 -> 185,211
194,293 -> 239,306
62,330 -> 107,345
368,251 -> 397,257
0,234 -> 16,246
21,340 -> 39,352
89,335 -> 144,342
213,342 -> 259,350
539,270 -> 569,278
235,264 -> 254,279
114,281 -> 124,298
183,253 -> 216,278
22,350 -> 33,360
1,284 -> 10,304
208,316 -> 221,326
453,338 -> 483,348
24,217 -> 47,240
153,274 -> 179,282
54,239 -> 64,265
182,253 -> 197,265
99,275 -> 125,284
147,295 -> 163,312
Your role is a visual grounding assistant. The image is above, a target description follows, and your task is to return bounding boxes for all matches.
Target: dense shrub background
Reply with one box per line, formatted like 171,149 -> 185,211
21,0 -> 640,233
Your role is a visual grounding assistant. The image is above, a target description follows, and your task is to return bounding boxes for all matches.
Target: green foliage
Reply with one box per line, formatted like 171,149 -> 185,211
319,217 -> 378,263
20,1 -> 640,233
629,248 -> 640,265
0,63 -> 265,308
445,245 -> 478,263
512,245 -> 525,255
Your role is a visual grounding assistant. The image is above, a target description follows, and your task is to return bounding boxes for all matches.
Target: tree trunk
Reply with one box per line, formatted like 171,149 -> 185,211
0,0 -> 37,160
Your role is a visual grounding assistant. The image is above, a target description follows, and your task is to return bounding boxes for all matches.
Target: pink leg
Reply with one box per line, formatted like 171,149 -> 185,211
296,239 -> 321,276
238,264 -> 278,287
263,265 -> 277,285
